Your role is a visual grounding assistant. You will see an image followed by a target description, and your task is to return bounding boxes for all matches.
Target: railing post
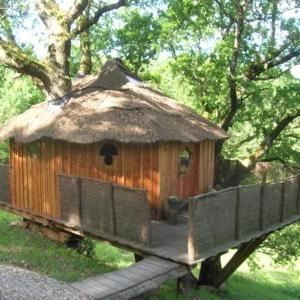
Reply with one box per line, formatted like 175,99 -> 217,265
259,184 -> 266,231
188,197 -> 195,262
111,184 -> 117,236
280,181 -> 287,223
235,187 -> 241,240
76,177 -> 82,227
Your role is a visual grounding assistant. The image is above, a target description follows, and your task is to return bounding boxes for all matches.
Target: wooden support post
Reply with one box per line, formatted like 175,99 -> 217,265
134,253 -> 144,262
177,272 -> 197,295
211,234 -> 269,288
198,255 -> 222,286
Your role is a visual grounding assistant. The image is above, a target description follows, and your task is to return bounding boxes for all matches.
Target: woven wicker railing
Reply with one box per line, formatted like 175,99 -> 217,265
0,164 -> 10,204
58,174 -> 151,247
188,174 -> 300,260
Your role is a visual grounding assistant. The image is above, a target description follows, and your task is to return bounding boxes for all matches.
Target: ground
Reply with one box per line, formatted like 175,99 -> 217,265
0,211 -> 300,300
0,264 -> 90,300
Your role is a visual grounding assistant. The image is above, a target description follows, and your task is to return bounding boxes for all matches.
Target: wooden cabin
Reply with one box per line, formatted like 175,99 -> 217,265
0,59 -> 227,220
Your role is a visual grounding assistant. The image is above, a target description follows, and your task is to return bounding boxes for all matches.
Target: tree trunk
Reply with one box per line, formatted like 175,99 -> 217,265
45,23 -> 72,101
0,0 -> 128,102
78,31 -> 92,76
77,5 -> 92,77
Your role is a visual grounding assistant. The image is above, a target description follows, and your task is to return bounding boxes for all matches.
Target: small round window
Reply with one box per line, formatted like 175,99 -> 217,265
27,143 -> 40,159
100,143 -> 118,165
179,148 -> 192,173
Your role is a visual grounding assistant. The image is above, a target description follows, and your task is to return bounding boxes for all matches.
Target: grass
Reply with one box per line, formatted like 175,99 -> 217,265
1,210 -> 300,299
0,211 -> 134,282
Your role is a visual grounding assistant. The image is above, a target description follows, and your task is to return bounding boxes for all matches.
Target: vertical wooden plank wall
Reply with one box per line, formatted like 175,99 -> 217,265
10,139 -> 160,219
158,140 -> 215,215
9,139 -> 214,219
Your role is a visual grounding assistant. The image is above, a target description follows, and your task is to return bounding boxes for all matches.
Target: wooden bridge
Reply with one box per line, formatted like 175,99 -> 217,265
71,256 -> 187,300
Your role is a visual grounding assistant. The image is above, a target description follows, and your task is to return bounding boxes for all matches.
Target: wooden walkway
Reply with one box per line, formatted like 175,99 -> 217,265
71,256 -> 188,300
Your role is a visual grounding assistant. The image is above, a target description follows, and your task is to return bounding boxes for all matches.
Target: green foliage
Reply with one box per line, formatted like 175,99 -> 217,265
0,68 -> 44,162
140,59 -> 202,112
250,223 -> 300,269
66,235 -> 96,258
90,9 -> 161,73
155,0 -> 300,166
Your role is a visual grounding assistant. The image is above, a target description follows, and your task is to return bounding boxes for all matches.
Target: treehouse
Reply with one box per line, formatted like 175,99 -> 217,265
0,59 -> 227,221
0,60 -> 299,292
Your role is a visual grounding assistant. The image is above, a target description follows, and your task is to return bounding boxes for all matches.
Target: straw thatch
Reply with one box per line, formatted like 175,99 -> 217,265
0,59 -> 228,144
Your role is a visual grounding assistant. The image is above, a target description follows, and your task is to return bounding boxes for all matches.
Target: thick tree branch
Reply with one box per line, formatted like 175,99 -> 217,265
71,0 -> 128,36
259,157 -> 287,164
77,4 -> 92,76
35,0 -> 67,30
240,87 -> 270,102
251,69 -> 288,81
246,48 -> 300,80
252,112 -> 300,161
0,39 -> 49,84
35,0 -> 72,99
236,134 -> 257,147
68,0 -> 89,23
221,0 -> 249,131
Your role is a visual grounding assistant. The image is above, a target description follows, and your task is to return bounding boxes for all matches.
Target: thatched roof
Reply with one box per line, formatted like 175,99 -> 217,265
0,59 -> 228,144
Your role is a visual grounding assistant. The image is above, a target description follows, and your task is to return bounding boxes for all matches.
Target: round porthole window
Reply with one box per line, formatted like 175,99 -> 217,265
27,143 -> 40,159
179,148 -> 192,173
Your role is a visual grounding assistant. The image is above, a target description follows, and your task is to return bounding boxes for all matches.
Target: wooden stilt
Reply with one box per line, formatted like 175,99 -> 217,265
134,253 -> 144,262
198,254 -> 222,286
177,272 -> 197,295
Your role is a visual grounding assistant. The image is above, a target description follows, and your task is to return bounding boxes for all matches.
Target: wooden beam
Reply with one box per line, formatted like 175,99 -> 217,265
212,234 -> 269,288
23,218 -> 69,243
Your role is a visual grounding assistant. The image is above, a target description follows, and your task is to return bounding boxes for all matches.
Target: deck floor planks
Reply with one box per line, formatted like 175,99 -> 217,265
88,277 -> 125,290
72,282 -> 110,298
149,220 -> 190,262
71,256 -> 188,300
101,273 -> 137,286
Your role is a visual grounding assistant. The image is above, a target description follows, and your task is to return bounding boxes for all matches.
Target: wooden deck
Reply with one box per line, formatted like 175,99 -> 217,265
150,217 -> 189,263
71,256 -> 188,300
1,200 -> 300,267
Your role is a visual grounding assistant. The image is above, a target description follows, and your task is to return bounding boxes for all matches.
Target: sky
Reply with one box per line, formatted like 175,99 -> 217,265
291,65 -> 300,78
14,1 -> 300,79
